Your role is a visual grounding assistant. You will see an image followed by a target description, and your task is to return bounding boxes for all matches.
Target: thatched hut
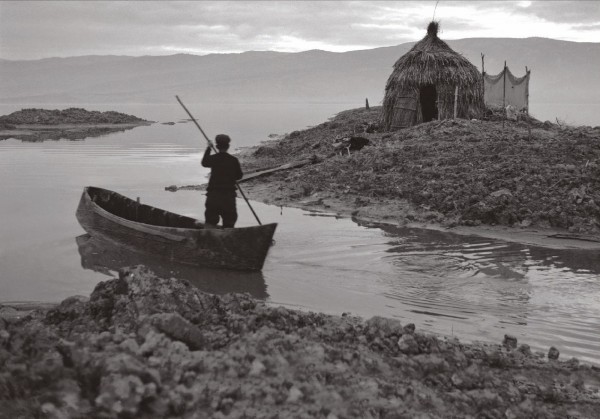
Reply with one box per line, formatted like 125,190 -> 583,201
382,22 -> 483,130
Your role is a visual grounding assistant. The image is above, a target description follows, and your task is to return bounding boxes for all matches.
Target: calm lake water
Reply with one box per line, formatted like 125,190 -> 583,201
1,102 -> 599,365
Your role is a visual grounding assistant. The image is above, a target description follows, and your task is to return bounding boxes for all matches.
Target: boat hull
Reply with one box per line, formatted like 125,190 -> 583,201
76,187 -> 277,271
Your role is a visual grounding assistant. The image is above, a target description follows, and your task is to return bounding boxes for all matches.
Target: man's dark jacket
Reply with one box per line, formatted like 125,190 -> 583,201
201,148 -> 243,194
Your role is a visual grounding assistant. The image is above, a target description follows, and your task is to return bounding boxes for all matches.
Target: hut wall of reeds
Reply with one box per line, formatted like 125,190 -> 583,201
383,22 -> 484,130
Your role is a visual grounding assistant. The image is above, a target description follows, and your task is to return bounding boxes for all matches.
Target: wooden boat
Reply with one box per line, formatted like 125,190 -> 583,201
76,186 -> 277,271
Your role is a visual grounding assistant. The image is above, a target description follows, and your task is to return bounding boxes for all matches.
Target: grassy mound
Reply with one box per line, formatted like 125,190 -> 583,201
0,108 -> 148,125
242,107 -> 600,235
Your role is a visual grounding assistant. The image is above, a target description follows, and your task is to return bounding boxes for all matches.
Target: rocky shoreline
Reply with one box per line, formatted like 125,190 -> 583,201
2,266 -> 599,418
0,108 -> 152,141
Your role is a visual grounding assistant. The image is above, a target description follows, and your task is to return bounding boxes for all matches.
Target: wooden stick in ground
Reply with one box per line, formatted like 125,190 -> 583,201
175,95 -> 263,226
502,61 -> 506,130
453,86 -> 458,119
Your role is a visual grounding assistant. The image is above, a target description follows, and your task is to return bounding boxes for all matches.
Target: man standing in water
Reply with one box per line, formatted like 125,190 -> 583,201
201,134 -> 243,228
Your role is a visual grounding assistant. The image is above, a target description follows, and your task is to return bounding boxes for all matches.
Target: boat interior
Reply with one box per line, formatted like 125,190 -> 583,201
88,187 -> 201,229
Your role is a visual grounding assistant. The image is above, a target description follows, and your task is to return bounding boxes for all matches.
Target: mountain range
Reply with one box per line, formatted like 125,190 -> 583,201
0,37 -> 598,108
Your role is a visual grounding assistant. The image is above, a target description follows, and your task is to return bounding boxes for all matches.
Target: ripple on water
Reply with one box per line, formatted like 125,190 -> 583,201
349,224 -> 600,363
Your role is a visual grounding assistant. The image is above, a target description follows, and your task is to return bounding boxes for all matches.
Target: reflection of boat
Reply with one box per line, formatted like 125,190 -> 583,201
76,234 -> 268,299
76,186 -> 277,270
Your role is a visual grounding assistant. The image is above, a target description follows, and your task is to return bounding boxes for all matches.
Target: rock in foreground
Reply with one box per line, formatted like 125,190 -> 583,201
1,266 -> 599,418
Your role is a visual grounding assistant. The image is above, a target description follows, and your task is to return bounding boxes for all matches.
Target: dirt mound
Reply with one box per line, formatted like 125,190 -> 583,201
1,266 -> 599,418
0,108 -> 148,125
241,107 -> 600,236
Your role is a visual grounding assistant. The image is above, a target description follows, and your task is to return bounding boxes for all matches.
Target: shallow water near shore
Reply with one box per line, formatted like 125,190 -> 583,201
1,103 -> 599,365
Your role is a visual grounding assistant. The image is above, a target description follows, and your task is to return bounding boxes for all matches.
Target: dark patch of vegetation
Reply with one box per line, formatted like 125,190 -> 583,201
0,107 -> 148,125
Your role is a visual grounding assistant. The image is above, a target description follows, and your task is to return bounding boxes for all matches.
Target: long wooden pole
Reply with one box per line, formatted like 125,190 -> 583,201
502,61 -> 507,110
525,66 -> 530,115
175,95 -> 262,226
502,61 -> 507,130
481,53 -> 485,109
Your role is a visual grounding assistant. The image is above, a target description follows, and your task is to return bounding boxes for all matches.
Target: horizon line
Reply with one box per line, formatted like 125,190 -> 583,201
1,35 -> 597,62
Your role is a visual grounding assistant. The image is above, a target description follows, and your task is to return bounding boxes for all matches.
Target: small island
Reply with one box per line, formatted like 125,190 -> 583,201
233,107 -> 600,247
0,107 -> 152,141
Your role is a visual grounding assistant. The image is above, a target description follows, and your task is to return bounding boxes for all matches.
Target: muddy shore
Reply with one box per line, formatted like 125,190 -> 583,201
235,179 -> 600,251
1,266 -> 599,418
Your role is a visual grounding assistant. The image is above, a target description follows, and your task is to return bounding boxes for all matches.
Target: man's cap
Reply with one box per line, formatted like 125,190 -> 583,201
215,134 -> 231,148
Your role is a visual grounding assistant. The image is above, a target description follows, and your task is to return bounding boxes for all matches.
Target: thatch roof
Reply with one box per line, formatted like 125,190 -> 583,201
383,22 -> 483,130
386,22 -> 481,88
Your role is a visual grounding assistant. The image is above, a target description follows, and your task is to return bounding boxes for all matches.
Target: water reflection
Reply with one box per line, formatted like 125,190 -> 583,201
527,246 -> 600,275
351,218 -> 600,275
347,219 -> 600,362
76,234 -> 268,299
381,225 -> 531,325
0,124 -> 143,142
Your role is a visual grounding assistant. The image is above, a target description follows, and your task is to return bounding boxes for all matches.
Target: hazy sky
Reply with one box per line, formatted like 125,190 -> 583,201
1,1 -> 598,60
